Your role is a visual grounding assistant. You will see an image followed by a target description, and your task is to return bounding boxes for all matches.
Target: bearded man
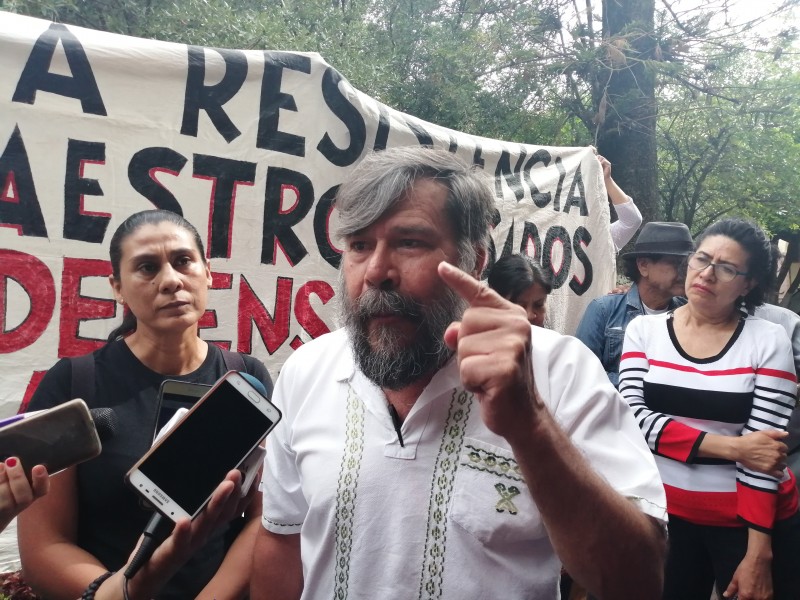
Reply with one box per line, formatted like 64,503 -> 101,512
251,147 -> 667,600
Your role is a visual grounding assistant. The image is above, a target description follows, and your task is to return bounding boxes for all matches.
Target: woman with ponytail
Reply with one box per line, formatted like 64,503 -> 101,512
18,210 -> 272,600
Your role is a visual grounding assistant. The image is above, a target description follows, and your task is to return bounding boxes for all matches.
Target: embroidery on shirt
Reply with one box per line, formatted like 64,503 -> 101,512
262,516 -> 303,528
333,385 -> 366,600
494,482 -> 521,515
417,388 -> 473,600
460,444 -> 524,482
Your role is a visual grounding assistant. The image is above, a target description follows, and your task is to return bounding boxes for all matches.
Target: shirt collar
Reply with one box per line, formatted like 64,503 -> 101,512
334,330 -> 357,383
626,283 -> 642,309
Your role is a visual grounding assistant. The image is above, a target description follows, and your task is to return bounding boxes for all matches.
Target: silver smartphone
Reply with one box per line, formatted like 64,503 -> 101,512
126,371 -> 281,522
0,399 -> 102,480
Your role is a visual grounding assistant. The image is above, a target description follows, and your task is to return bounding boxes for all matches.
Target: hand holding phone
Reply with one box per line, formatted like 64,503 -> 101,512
97,469 -> 245,600
0,458 -> 49,531
126,371 -> 281,522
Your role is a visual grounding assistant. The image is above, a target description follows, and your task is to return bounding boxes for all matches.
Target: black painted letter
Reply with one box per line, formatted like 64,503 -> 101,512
64,139 -> 108,243
12,23 -> 106,115
193,154 -> 256,258
181,46 -> 247,142
257,52 -> 311,156
0,127 -> 47,237
262,167 -> 314,265
317,67 -> 366,167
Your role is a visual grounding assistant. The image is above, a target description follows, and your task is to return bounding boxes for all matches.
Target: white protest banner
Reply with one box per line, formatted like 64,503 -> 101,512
0,11 -> 615,422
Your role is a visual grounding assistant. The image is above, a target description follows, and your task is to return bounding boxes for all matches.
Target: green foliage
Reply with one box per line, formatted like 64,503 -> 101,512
0,0 -> 578,143
657,48 -> 800,237
3,0 -> 800,231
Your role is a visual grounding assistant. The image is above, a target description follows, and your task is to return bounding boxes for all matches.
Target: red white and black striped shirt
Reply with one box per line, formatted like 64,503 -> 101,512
619,312 -> 798,532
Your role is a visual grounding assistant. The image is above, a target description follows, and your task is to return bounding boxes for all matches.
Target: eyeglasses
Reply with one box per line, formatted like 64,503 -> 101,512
687,253 -> 748,282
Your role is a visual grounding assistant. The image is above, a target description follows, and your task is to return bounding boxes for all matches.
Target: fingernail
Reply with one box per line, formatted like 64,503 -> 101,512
5,457 -> 17,468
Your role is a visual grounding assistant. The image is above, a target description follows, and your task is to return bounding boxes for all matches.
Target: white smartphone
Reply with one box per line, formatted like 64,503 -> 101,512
126,371 -> 281,522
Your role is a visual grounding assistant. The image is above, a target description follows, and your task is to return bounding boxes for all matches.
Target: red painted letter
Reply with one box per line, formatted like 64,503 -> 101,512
0,249 -> 55,353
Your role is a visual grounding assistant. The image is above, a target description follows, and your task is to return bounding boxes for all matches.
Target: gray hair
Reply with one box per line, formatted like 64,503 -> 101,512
335,147 -> 495,268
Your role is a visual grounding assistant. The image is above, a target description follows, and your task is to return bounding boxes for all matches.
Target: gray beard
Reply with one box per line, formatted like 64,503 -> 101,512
339,282 -> 466,390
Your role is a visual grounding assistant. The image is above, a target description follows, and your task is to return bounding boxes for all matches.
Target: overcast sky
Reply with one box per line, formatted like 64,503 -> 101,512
688,0 -> 798,28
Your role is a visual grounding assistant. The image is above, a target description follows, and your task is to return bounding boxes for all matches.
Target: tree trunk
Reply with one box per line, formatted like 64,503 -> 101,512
597,0 -> 659,228
777,234 -> 800,307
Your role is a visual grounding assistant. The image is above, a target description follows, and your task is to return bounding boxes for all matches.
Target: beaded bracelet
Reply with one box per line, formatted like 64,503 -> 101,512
81,571 -> 114,600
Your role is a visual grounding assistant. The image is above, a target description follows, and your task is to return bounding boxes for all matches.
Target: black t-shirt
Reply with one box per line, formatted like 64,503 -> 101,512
28,340 -> 273,599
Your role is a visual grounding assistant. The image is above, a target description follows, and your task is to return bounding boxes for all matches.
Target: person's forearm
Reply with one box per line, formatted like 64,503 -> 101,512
250,529 -> 303,600
746,528 -> 773,562
197,517 -> 260,600
507,406 -> 665,599
722,528 -> 774,600
700,430 -> 788,478
605,176 -> 629,205
697,432 -> 737,460
22,542 -> 108,600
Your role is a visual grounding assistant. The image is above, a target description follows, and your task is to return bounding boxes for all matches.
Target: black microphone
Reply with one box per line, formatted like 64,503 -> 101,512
90,407 -> 119,442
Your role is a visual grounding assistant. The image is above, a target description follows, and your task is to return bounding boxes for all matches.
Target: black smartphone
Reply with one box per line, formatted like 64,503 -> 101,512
153,380 -> 211,442
127,371 -> 281,522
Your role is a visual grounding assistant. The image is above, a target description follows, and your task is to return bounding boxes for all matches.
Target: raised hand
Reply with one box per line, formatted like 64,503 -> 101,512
438,261 -> 542,443
597,155 -> 612,180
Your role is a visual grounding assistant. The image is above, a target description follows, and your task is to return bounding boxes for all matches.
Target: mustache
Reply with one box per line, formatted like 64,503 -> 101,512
351,288 -> 424,321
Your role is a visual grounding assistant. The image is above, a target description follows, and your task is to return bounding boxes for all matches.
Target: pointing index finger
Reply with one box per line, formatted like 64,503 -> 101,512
438,261 -> 506,308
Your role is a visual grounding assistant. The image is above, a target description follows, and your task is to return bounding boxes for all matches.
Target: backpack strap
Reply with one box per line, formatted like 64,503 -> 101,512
70,353 -> 95,405
220,348 -> 247,373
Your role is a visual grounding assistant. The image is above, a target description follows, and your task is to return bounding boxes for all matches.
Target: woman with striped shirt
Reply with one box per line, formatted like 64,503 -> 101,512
619,218 -> 800,600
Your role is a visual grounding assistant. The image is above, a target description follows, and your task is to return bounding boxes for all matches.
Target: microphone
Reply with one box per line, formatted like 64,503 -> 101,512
240,372 -> 268,396
90,407 -> 119,442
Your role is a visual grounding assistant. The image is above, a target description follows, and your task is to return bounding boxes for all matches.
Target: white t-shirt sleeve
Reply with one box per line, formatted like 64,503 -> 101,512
261,361 -> 308,534
610,198 -> 643,251
535,330 -> 667,523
